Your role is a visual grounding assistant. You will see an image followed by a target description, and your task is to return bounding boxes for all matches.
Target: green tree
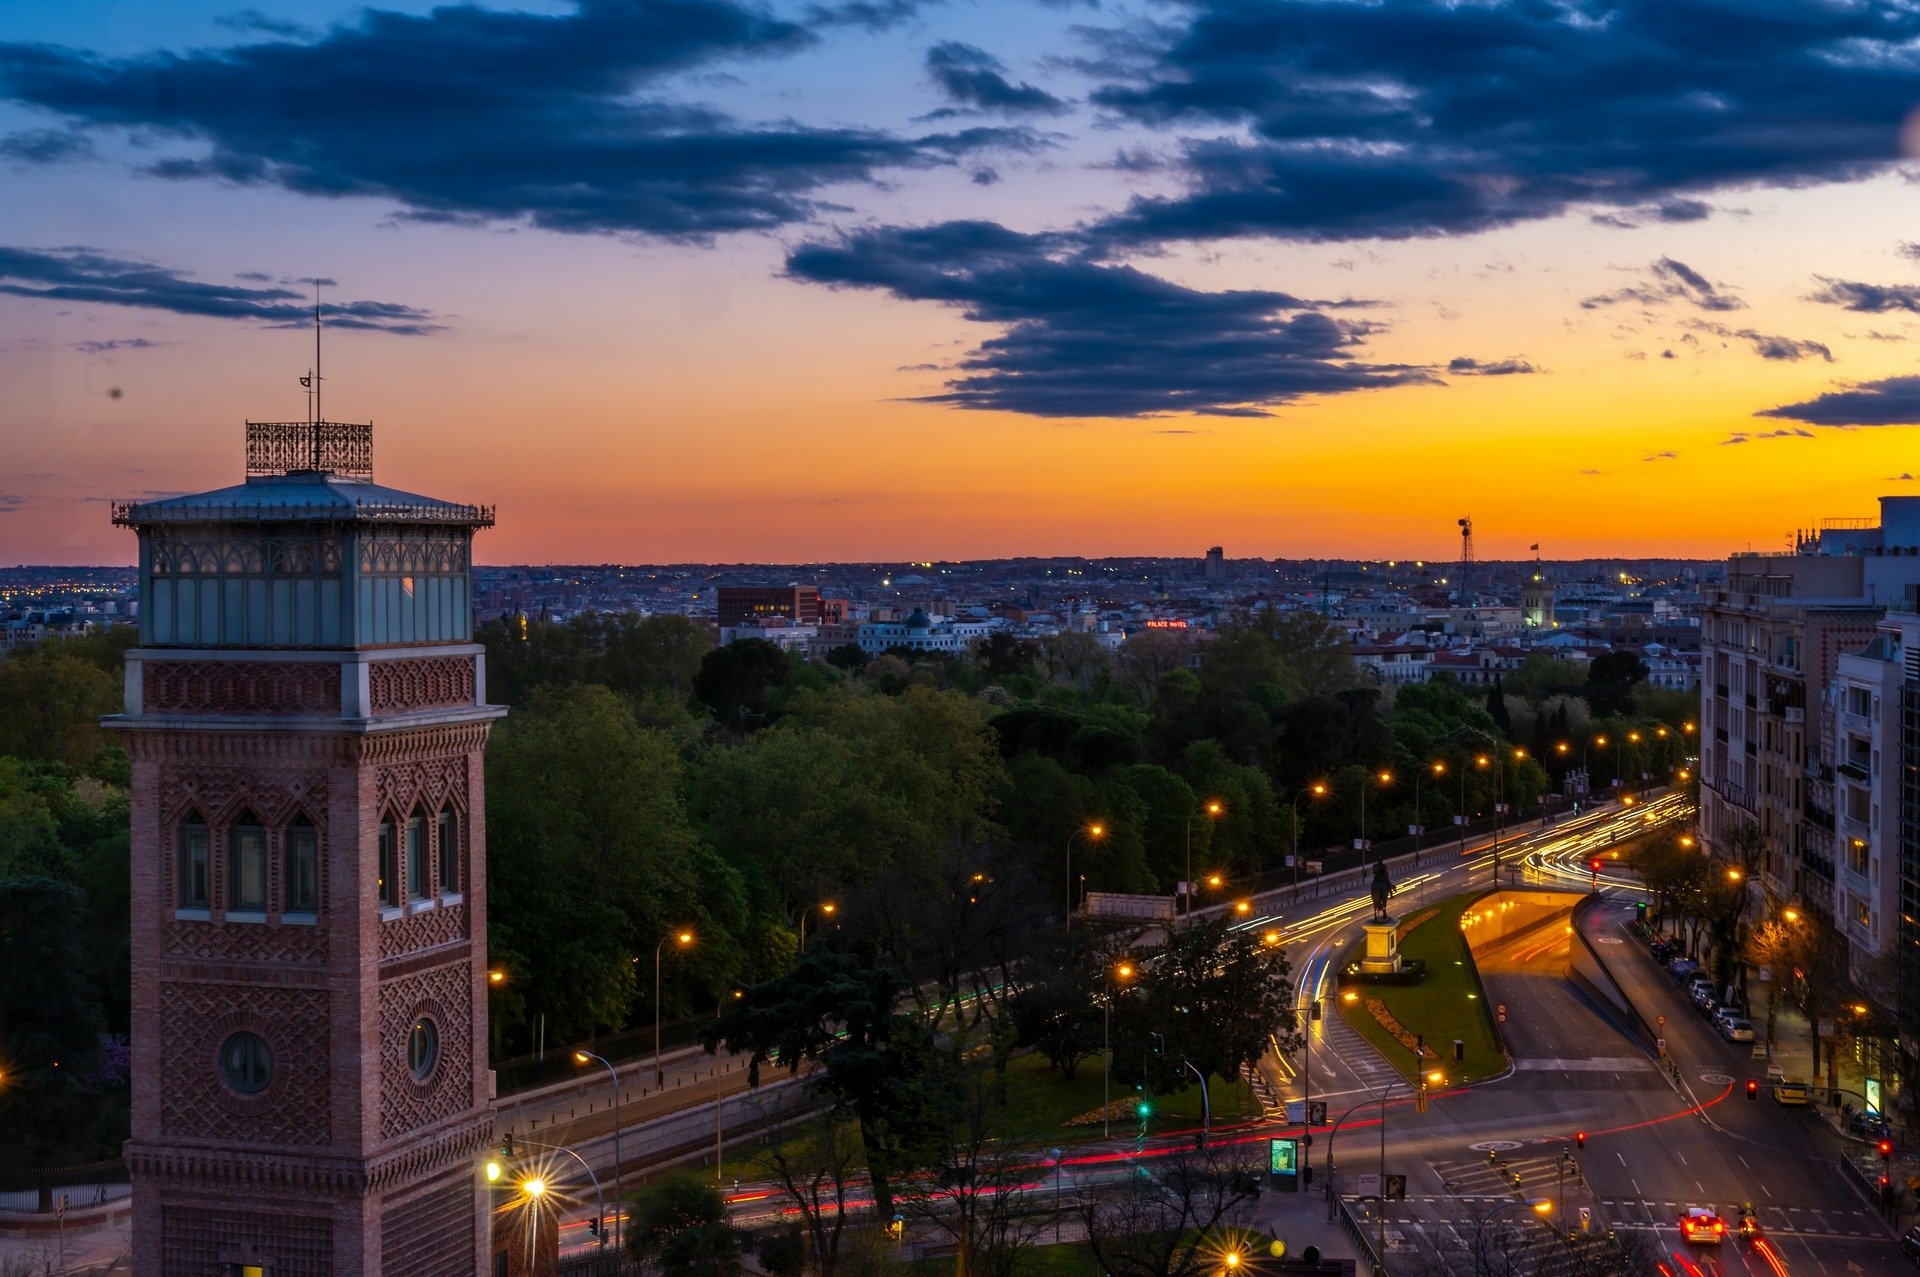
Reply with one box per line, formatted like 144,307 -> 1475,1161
1582,651 -> 1649,719
0,878 -> 107,1164
1134,917 -> 1300,1091
626,1172 -> 742,1276
487,685 -> 737,1046
1484,676 -> 1513,738
708,951 -> 936,1218
599,613 -> 715,702
694,638 -> 792,730
0,641 -> 123,768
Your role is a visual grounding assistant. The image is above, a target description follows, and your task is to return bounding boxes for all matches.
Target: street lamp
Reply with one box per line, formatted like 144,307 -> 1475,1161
1292,783 -> 1328,887
797,901 -> 836,955
1185,800 -> 1225,920
1472,1198 -> 1553,1276
1411,762 -> 1444,862
1104,961 -> 1135,1138
572,1050 -> 623,1266
1358,771 -> 1392,853
1066,822 -> 1105,931
654,929 -> 694,1086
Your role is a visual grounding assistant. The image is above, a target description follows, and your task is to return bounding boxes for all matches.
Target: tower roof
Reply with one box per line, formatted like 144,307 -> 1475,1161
113,470 -> 493,529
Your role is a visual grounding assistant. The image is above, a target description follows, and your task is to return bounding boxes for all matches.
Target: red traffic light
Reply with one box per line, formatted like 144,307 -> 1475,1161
1575,1132 -> 1586,1149
1879,1139 -> 1894,1158
1745,1078 -> 1758,1100
1590,859 -> 1602,873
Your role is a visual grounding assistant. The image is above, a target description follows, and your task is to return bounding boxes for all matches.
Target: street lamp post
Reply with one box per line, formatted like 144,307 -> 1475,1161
797,901 -> 836,955
1412,762 -> 1443,863
512,1138 -> 608,1268
1066,823 -> 1105,931
571,1052 -> 623,1268
1358,771 -> 1392,854
1103,961 -> 1134,1138
1185,800 -> 1224,920
1471,1198 -> 1554,1277
654,929 -> 694,1086
1292,783 -> 1327,887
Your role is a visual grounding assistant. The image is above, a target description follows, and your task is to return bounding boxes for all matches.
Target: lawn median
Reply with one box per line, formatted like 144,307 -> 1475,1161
1335,891 -> 1508,1085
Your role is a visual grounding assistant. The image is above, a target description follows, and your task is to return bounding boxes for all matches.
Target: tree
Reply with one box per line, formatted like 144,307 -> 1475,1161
1111,630 -> 1194,705
1014,924 -> 1138,1080
626,1172 -> 742,1276
1485,676 -> 1513,738
973,632 -> 1038,682
897,1063 -> 1048,1277
0,639 -> 124,769
487,685 -> 739,1047
694,638 -> 793,730
0,878 -> 107,1165
1581,651 -> 1648,719
1077,1145 -> 1259,1277
600,613 -> 715,702
757,1110 -> 863,1277
708,951 -> 936,1218
1125,917 -> 1299,1093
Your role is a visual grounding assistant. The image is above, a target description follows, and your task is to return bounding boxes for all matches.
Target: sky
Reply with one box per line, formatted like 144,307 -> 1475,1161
8,0 -> 1920,566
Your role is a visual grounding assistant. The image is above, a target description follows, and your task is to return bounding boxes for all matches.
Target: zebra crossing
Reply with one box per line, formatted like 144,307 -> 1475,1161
1597,1197 -> 1885,1240
1429,1151 -> 1581,1201
1320,1011 -> 1406,1090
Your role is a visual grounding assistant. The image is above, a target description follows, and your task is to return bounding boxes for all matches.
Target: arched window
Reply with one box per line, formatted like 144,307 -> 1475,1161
378,819 -> 400,909
178,818 -> 210,908
406,811 -> 430,901
285,817 -> 318,915
437,807 -> 459,896
229,813 -> 267,913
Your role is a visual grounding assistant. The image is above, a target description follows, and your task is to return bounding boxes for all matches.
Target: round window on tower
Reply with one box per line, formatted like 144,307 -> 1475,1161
407,1017 -> 438,1081
218,1031 -> 274,1095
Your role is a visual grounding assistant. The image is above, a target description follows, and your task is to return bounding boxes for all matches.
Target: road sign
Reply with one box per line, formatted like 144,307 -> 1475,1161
1356,1173 -> 1381,1199
1656,1015 -> 1666,1027
1496,1003 -> 1507,1023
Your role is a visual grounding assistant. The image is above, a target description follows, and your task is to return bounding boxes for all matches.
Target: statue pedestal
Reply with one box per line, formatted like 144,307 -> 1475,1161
1359,918 -> 1402,975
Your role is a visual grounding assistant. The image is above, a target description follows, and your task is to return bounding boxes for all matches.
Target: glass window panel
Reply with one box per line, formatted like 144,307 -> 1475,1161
179,821 -> 210,907
406,816 -> 429,900
379,822 -> 399,908
230,822 -> 267,911
286,822 -> 318,913
437,810 -> 459,895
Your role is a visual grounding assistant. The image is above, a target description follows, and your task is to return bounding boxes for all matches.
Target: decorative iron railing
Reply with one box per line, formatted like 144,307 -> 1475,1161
245,420 -> 373,478
111,499 -> 494,527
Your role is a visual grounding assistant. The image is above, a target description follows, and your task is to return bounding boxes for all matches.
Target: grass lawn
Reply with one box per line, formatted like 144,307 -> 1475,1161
741,1051 -> 1263,1172
1336,892 -> 1507,1085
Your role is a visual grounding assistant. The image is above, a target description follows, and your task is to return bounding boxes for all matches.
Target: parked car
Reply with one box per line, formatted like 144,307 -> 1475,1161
1775,1078 -> 1810,1105
1650,941 -> 1676,963
1847,1110 -> 1892,1139
1690,986 -> 1720,1015
1899,1223 -> 1920,1263
1718,1017 -> 1754,1043
1669,957 -> 1701,983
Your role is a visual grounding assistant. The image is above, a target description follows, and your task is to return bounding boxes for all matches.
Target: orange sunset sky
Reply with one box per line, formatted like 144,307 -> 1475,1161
7,0 -> 1920,566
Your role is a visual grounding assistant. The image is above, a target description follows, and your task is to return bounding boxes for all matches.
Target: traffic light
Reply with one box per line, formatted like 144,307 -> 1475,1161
1136,1100 -> 1152,1120
1590,859 -> 1602,873
588,1217 -> 601,1239
501,1133 -> 514,1158
1746,1078 -> 1759,1101
1879,1139 -> 1895,1159
1575,1132 -> 1586,1150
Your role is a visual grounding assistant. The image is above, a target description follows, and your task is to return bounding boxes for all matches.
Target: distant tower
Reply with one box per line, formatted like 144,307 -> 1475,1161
1523,546 -> 1555,629
1456,517 -> 1474,600
109,414 -> 502,1275
1203,546 -> 1225,583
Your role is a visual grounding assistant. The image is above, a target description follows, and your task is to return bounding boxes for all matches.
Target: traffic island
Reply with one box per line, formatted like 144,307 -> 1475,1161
1336,892 -> 1508,1084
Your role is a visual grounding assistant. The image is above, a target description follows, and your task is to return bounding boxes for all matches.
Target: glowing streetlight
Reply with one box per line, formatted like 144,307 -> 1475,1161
1104,962 -> 1136,1137
654,929 -> 694,1086
1066,822 -> 1105,929
1184,801 -> 1225,920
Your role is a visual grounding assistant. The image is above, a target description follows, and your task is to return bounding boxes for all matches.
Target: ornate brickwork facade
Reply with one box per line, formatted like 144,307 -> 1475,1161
158,982 -> 332,1146
380,902 -> 466,959
368,655 -> 476,714
378,962 -> 473,1140
145,660 -> 341,716
378,1167 -> 477,1277
161,1204 -> 334,1275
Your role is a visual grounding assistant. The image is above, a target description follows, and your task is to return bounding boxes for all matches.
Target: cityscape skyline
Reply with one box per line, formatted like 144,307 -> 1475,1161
10,1 -> 1920,564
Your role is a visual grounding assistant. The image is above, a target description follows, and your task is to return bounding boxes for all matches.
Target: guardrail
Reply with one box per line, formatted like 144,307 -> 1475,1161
1334,1194 -> 1389,1277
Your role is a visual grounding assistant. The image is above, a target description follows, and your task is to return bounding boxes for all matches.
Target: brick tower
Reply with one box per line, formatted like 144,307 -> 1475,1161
110,417 -> 503,1274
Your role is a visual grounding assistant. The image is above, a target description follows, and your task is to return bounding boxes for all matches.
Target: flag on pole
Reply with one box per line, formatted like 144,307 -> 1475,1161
1529,543 -> 1539,551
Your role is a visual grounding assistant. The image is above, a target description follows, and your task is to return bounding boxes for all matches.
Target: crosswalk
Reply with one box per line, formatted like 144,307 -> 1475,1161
1597,1197 -> 1885,1240
1319,1011 -> 1406,1090
1430,1152 -> 1580,1201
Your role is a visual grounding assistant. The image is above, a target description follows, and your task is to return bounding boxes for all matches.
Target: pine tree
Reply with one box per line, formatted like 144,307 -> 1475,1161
1486,676 -> 1514,738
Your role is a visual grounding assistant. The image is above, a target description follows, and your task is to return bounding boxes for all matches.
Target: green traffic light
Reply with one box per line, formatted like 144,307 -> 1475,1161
1136,1101 -> 1151,1118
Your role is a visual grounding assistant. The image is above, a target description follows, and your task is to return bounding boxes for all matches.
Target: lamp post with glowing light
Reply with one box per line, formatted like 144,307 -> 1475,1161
655,929 -> 694,1086
1186,799 -> 1224,920
1357,770 -> 1392,854
570,1052 -> 623,1266
1472,1198 -> 1554,1277
798,901 -> 836,955
1411,762 -> 1444,861
1292,783 -> 1328,886
1066,822 -> 1105,931
1103,961 -> 1135,1138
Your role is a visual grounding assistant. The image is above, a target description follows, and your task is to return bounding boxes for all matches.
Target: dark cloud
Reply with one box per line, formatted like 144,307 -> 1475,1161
1582,258 -> 1743,313
926,42 -> 1067,114
1643,451 -> 1678,462
1447,356 -> 1536,376
784,220 -> 1434,417
1889,472 -> 1915,481
0,0 -> 1025,240
0,127 -> 91,163
1591,199 -> 1714,230
1722,427 -> 1814,445
1758,375 -> 1920,427
72,336 -> 166,352
970,167 -> 1001,186
1085,0 -> 1920,245
1808,278 -> 1920,314
0,247 -> 441,333
212,8 -> 316,39
1684,321 -> 1832,362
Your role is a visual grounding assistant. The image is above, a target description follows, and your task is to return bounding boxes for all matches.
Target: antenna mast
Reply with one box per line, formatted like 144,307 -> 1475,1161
312,283 -> 323,470
1456,516 -> 1474,601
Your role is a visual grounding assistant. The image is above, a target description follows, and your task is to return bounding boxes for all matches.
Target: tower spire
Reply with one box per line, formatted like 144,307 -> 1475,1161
313,282 -> 323,469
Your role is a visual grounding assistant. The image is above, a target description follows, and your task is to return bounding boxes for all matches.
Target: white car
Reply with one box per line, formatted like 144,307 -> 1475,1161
1719,1016 -> 1754,1043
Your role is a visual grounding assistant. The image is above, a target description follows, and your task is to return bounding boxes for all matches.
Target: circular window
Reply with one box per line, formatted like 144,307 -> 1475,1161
219,1031 -> 273,1094
407,1018 -> 438,1080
